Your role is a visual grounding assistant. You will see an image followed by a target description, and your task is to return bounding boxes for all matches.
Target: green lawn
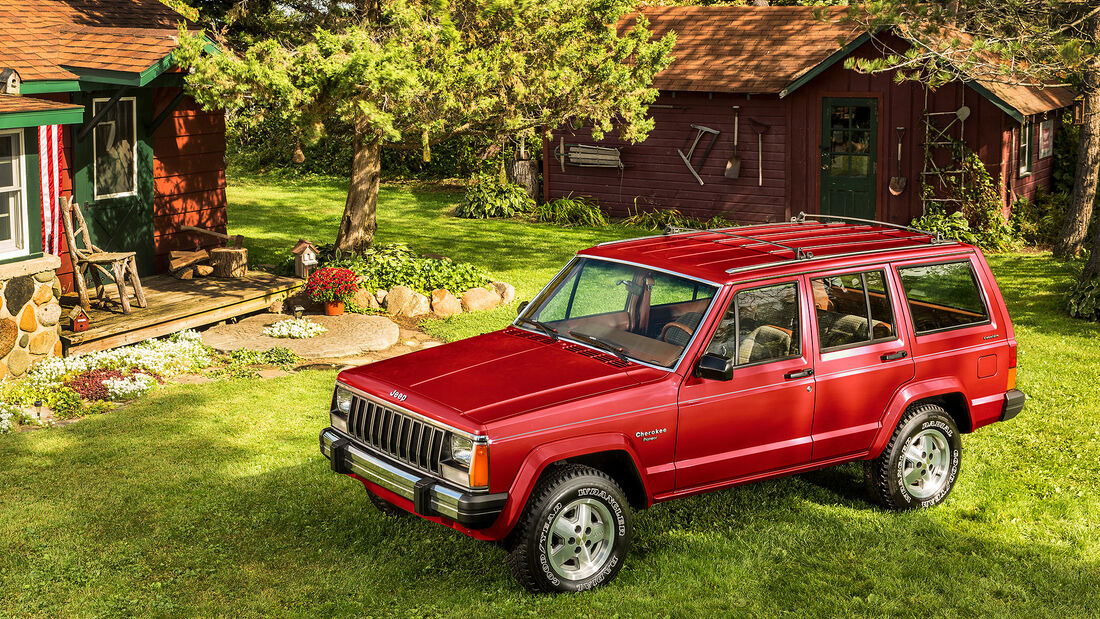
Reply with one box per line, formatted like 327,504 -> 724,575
1,175 -> 1098,616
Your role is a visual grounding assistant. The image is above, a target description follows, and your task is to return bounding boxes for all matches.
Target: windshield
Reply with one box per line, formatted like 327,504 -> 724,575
519,258 -> 719,368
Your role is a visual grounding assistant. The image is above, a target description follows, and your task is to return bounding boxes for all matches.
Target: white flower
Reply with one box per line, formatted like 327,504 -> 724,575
103,373 -> 157,401
262,318 -> 328,339
0,406 -> 13,435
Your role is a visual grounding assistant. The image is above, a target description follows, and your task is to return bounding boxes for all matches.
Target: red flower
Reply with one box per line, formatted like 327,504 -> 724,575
306,267 -> 359,303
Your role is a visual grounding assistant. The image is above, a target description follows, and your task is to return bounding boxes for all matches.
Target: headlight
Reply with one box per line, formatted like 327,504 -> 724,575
450,435 -> 474,467
334,385 -> 353,416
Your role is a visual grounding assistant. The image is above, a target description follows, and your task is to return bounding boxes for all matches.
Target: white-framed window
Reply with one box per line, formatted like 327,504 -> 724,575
0,128 -> 28,258
92,96 -> 137,199
1018,121 -> 1033,177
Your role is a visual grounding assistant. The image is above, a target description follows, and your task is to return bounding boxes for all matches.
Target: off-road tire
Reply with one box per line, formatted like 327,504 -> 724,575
864,403 -> 962,510
506,464 -> 632,593
368,492 -> 408,517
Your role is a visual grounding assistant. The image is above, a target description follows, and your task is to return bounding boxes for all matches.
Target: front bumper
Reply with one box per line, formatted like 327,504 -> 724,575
1001,389 -> 1026,422
319,428 -> 507,528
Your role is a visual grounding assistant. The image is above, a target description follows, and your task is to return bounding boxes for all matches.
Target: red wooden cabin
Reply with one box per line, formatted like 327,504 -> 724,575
544,6 -> 1076,225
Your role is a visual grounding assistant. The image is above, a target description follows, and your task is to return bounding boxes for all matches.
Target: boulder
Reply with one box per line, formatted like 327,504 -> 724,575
461,287 -> 501,312
268,299 -> 284,314
33,270 -> 54,283
6,349 -> 30,377
32,284 -> 52,305
385,286 -> 430,317
0,318 -> 16,357
353,288 -> 380,310
19,334 -> 29,348
29,330 -> 56,355
491,281 -> 516,305
430,289 -> 461,318
4,276 -> 33,312
51,277 -> 62,300
53,340 -> 62,357
36,303 -> 61,327
18,306 -> 36,332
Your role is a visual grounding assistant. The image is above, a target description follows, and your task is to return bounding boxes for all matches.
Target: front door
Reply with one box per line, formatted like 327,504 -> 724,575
820,97 -> 878,219
675,278 -> 816,489
73,90 -> 156,275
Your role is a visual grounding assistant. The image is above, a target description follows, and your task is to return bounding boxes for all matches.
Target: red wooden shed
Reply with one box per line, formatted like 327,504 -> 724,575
544,6 -> 1077,226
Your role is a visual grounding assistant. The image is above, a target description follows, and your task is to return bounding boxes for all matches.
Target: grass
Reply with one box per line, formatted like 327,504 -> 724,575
0,173 -> 1098,616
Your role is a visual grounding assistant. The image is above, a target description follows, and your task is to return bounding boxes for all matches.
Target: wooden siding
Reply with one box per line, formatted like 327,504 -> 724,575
547,91 -> 789,224
150,87 -> 228,273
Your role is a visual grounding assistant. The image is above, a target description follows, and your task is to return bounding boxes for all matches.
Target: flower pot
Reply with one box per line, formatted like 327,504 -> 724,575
323,301 -> 345,316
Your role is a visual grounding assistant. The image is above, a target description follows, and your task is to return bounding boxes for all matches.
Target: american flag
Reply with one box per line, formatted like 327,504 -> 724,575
38,124 -> 62,255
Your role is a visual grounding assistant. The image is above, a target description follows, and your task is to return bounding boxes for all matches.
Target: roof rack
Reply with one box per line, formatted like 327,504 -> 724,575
790,211 -> 944,243
663,225 -> 816,260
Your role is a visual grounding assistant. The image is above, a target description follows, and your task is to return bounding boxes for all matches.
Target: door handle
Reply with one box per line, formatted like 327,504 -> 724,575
881,351 -> 908,361
784,368 -> 814,380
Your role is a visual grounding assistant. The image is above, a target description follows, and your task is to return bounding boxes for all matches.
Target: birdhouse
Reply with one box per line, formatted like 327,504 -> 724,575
0,68 -> 20,95
291,239 -> 320,279
67,306 -> 90,332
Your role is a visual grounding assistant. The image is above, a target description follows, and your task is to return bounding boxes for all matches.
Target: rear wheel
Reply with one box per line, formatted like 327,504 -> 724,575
865,403 -> 962,510
506,464 -> 631,593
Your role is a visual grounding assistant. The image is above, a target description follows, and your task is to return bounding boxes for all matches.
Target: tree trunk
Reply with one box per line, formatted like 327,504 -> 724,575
1085,217 -> 1100,277
1054,18 -> 1100,258
505,158 -> 540,200
334,119 -> 382,255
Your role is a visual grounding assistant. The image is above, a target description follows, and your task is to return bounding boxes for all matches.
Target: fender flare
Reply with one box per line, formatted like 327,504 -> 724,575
869,377 -> 971,457
489,433 -> 650,537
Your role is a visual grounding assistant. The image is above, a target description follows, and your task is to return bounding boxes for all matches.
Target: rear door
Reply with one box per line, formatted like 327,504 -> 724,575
809,266 -> 915,461
675,277 -> 816,489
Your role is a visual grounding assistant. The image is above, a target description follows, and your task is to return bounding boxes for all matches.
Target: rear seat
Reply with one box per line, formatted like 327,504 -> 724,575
817,310 -> 892,349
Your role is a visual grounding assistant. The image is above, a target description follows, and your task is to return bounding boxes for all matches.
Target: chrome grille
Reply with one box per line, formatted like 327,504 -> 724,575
344,395 -> 446,474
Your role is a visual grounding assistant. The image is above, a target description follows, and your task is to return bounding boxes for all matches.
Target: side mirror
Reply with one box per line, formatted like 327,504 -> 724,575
517,301 -> 529,316
695,353 -> 733,381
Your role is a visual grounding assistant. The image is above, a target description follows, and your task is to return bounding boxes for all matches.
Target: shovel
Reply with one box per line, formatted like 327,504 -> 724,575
748,118 -> 770,187
724,106 -> 741,179
889,126 -> 907,196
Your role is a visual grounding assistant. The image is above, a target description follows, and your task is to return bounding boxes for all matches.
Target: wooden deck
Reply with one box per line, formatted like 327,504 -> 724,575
61,271 -> 304,355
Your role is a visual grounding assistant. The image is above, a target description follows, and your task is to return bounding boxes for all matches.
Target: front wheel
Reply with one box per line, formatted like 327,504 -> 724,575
864,403 -> 962,510
506,464 -> 631,593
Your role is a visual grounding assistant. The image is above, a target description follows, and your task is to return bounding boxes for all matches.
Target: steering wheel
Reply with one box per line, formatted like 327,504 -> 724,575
660,321 -> 695,343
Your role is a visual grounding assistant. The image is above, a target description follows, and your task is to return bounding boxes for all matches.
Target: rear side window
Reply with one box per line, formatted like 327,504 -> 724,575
897,261 -> 989,334
706,282 -> 801,366
812,269 -> 896,351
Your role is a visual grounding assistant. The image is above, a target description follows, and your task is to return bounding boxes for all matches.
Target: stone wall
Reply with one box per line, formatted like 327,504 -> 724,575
0,256 -> 63,379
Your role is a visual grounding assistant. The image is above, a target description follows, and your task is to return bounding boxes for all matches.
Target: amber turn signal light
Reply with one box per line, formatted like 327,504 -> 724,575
469,444 -> 490,488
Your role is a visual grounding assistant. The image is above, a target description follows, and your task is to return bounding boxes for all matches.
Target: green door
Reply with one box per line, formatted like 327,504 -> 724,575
72,89 -> 156,275
820,97 -> 877,219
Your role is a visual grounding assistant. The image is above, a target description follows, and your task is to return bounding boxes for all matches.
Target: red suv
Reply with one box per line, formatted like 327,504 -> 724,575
321,214 -> 1024,592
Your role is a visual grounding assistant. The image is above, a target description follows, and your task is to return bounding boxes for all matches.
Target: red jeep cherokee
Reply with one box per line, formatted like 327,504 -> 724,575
321,215 -> 1025,592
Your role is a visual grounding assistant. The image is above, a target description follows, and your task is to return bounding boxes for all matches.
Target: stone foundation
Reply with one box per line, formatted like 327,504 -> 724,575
0,255 -> 63,378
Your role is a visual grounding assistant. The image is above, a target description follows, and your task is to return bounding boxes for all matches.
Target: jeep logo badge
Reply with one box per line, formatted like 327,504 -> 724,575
389,389 -> 408,402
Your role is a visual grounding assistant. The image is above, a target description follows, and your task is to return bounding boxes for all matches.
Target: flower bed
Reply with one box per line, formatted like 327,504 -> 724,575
262,318 -> 328,339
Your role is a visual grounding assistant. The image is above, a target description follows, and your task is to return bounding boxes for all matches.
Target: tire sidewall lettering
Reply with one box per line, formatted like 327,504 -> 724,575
894,416 -> 960,507
534,482 -> 629,590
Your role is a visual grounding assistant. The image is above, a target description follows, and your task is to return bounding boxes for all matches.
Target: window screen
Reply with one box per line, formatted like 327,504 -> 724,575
706,282 -> 800,366
1018,122 -> 1033,176
897,261 -> 989,334
93,97 -> 137,199
0,130 -> 24,252
813,270 -> 896,351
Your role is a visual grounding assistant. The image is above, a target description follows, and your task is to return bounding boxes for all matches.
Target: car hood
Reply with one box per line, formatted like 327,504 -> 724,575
338,327 -> 663,426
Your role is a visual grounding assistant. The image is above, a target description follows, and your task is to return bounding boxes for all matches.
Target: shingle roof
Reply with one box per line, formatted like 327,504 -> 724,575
0,93 -> 83,114
0,0 -> 191,83
625,6 -> 863,94
628,6 -> 1074,115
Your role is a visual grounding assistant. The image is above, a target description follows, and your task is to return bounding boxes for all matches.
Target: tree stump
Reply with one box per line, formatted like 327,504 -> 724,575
505,158 -> 540,200
210,247 -> 248,278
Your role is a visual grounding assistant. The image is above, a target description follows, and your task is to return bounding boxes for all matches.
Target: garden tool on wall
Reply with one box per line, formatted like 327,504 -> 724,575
747,118 -> 770,186
724,106 -> 742,179
678,124 -> 721,185
890,126 -> 907,195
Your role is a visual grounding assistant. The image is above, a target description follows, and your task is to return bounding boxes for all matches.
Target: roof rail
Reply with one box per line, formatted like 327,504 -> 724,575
663,225 -> 815,260
791,211 -> 944,243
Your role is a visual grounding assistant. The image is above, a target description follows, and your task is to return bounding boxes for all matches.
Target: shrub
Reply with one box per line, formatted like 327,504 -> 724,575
66,368 -> 163,403
920,145 -> 1016,252
912,209 -> 980,246
0,403 -> 14,434
1067,273 -> 1100,321
456,174 -> 535,219
623,206 -> 737,231
305,267 -> 359,303
1010,192 -> 1072,248
535,195 -> 609,227
322,243 -> 491,294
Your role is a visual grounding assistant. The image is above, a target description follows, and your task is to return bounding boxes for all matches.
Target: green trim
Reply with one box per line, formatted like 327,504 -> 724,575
780,31 -> 876,98
966,81 -> 1025,122
138,53 -> 176,87
22,127 -> 43,257
0,107 -> 84,129
61,52 -> 177,90
202,34 -> 223,56
21,80 -> 82,94
0,252 -> 45,267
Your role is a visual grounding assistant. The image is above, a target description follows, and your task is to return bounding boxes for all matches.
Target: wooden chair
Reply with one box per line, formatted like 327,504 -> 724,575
61,197 -> 147,314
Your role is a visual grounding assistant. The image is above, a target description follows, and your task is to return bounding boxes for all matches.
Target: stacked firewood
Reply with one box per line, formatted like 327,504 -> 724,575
169,247 -> 248,279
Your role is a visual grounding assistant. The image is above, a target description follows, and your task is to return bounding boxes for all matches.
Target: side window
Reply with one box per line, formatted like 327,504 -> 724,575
706,282 -> 800,366
93,97 -> 137,199
897,261 -> 989,334
650,272 -> 707,307
813,269 -> 896,351
0,129 -> 26,256
536,260 -> 634,322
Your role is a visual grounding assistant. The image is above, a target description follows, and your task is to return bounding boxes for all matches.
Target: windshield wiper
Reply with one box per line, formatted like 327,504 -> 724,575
568,330 -> 630,363
517,317 -> 559,341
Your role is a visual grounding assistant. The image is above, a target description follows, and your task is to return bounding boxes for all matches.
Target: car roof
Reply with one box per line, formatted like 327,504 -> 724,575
579,216 -> 973,285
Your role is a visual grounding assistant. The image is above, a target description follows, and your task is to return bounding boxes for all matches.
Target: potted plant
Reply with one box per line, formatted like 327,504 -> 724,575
305,267 -> 358,315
